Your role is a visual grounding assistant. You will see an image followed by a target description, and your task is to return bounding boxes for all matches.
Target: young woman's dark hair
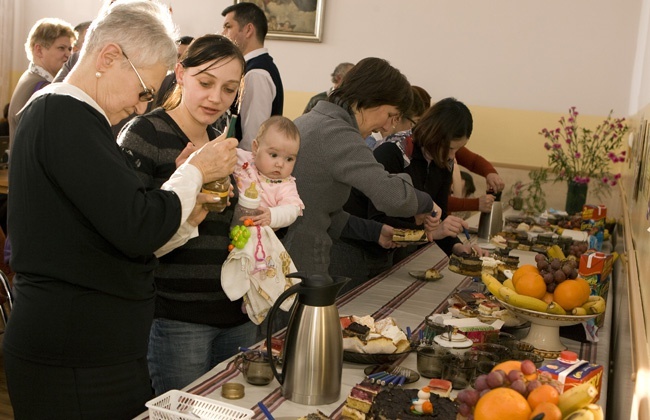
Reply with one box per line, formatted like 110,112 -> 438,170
412,97 -> 473,168
328,57 -> 413,117
405,85 -> 430,122
164,34 -> 244,110
460,170 -> 476,197
221,2 -> 268,43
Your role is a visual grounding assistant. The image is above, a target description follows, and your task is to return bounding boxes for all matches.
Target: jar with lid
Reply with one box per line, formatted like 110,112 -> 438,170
202,177 -> 231,212
231,182 -> 263,228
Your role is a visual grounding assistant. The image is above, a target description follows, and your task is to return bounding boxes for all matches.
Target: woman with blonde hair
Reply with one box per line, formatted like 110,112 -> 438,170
8,17 -> 75,148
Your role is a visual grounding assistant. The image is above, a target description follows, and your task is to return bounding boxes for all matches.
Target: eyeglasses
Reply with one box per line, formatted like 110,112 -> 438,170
122,51 -> 156,103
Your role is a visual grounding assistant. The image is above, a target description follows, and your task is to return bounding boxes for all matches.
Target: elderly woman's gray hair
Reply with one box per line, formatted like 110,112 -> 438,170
83,0 -> 178,69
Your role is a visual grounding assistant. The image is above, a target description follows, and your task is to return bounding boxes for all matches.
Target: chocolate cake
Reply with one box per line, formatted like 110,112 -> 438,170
368,388 -> 458,420
343,322 -> 371,340
448,253 -> 482,276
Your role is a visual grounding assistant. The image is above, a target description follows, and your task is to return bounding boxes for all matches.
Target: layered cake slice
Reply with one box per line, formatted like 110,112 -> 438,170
392,228 -> 426,242
342,380 -> 381,420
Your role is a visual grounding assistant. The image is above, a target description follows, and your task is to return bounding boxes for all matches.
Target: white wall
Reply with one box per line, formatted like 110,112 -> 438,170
9,0 -> 642,116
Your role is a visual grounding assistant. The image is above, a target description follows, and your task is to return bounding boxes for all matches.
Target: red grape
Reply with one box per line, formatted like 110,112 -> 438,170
526,379 -> 541,393
458,403 -> 472,416
520,359 -> 537,375
474,374 -> 489,391
465,389 -> 480,406
510,379 -> 527,395
486,371 -> 505,388
507,369 -> 524,383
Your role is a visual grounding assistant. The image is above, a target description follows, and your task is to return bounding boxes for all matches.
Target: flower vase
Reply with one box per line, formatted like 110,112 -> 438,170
565,180 -> 588,215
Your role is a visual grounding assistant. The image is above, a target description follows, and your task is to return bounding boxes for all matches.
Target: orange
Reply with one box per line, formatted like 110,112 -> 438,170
575,277 -> 591,296
492,360 -> 536,381
529,402 -> 562,420
554,279 -> 591,310
474,387 -> 531,420
527,384 -> 560,409
514,272 -> 547,299
542,292 -> 555,304
512,265 -> 539,287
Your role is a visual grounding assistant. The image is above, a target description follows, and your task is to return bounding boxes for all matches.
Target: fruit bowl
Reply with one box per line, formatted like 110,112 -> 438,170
497,298 -> 598,359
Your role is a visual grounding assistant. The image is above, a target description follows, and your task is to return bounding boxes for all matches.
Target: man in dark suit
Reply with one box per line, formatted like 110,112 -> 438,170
221,2 -> 284,151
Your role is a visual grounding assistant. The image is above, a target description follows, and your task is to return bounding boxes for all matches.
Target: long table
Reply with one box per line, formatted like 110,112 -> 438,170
136,233 -> 611,419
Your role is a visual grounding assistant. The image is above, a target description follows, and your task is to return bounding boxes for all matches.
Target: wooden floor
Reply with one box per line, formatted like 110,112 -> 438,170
0,333 -> 15,419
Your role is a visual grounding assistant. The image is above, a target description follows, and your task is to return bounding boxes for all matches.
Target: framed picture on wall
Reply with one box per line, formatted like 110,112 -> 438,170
234,0 -> 324,42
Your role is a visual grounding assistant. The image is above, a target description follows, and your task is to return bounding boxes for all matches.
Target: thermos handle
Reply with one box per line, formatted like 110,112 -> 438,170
266,282 -> 302,385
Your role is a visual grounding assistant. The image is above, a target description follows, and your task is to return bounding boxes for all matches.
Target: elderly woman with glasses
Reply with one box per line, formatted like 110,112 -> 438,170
3,1 -> 238,418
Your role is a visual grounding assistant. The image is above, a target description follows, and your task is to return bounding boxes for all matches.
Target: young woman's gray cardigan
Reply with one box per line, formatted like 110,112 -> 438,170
283,101 -> 433,274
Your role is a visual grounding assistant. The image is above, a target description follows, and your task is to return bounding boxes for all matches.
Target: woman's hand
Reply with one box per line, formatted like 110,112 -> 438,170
429,215 -> 469,241
377,224 -> 409,249
478,194 -> 495,212
486,173 -> 505,193
421,212 -> 441,242
187,133 -> 238,182
187,192 -> 220,226
176,142 -> 197,168
248,207 -> 272,226
452,243 -> 489,257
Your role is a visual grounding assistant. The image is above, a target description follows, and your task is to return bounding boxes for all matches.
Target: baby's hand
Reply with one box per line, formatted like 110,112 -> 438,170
249,207 -> 272,226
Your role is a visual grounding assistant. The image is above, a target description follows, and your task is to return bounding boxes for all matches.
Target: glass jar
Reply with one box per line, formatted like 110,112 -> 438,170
201,177 -> 230,212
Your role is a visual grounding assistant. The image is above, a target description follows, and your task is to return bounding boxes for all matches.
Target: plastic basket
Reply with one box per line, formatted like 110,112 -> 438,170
146,390 -> 254,420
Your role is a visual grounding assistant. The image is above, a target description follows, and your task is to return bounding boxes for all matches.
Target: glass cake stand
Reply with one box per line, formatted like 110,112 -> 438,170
497,299 -> 598,359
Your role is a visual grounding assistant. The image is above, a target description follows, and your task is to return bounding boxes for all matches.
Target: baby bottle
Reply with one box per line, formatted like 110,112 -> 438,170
202,177 -> 231,212
231,182 -> 263,228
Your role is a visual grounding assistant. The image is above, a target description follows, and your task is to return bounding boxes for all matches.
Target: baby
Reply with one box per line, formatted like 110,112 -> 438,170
233,115 -> 304,229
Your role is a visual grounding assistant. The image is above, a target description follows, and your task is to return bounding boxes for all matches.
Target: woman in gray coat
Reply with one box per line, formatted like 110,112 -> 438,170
284,57 -> 440,281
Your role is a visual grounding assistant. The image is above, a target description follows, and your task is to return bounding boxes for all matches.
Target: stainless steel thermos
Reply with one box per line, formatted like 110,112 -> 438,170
266,272 -> 349,405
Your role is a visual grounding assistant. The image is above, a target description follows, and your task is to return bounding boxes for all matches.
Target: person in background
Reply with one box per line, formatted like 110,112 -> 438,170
148,35 -> 195,110
233,115 -> 304,229
303,62 -> 354,114
370,97 -> 488,261
3,2 -> 238,417
333,85 -> 432,285
451,169 -> 477,219
72,20 -> 92,52
117,34 -> 254,396
283,57 -> 439,292
52,20 -> 91,82
0,103 -> 8,137
221,2 -> 284,151
365,85 -> 431,149
448,146 -> 505,213
8,17 -> 75,149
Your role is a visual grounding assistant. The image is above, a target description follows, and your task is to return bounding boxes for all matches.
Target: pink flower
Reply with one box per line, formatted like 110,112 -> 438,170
575,152 -> 581,158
